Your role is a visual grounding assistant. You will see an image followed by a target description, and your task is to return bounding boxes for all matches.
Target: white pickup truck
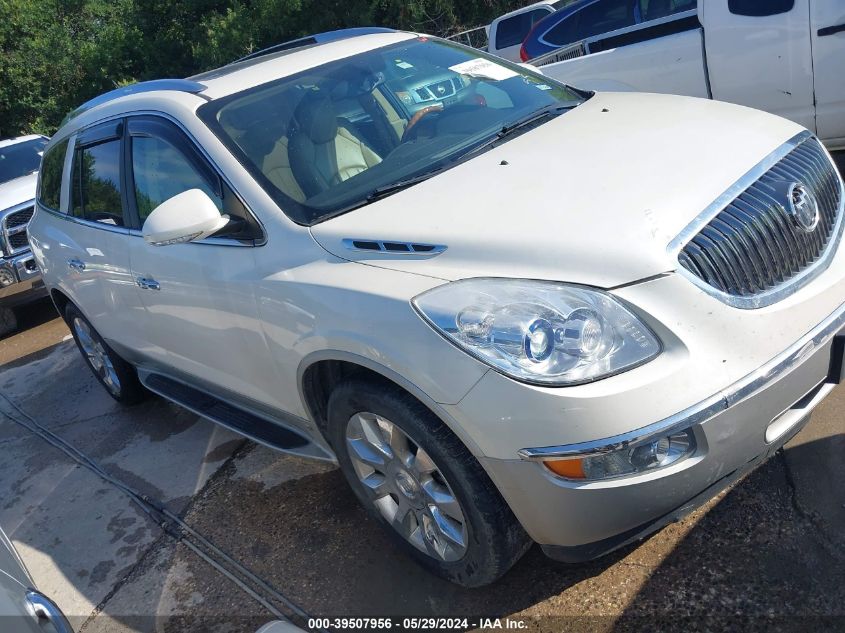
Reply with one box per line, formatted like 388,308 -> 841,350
536,0 -> 845,149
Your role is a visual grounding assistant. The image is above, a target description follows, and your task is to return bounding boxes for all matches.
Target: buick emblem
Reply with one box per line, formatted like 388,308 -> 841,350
787,182 -> 820,233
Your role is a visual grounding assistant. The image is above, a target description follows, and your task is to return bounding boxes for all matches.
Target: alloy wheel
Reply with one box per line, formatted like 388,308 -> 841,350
73,317 -> 121,397
345,412 -> 468,562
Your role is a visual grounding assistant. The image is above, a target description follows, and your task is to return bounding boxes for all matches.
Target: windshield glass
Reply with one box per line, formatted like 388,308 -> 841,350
199,38 -> 583,224
0,137 -> 48,186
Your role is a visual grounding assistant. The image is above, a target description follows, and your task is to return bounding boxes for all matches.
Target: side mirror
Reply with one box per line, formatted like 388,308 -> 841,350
142,189 -> 229,247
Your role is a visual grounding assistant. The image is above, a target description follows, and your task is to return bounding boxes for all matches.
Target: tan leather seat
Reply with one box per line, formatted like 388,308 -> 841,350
288,93 -> 382,199
263,136 -> 307,203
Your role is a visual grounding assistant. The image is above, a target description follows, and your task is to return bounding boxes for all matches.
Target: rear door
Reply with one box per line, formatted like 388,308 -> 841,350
811,0 -> 845,145
124,115 -> 281,411
702,0 -> 815,132
56,121 -> 142,349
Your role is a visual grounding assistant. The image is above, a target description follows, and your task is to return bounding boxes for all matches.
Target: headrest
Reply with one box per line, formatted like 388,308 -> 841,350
294,92 -> 338,145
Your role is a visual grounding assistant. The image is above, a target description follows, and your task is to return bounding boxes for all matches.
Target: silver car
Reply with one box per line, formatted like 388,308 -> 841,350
0,528 -> 70,633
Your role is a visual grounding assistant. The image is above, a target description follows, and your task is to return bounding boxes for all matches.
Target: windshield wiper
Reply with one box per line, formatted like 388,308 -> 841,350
365,167 -> 445,203
462,103 -> 579,160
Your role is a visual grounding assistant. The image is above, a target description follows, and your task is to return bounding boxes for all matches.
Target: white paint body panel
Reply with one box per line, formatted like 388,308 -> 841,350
27,32 -> 845,551
811,0 -> 845,145
538,0 -> 845,149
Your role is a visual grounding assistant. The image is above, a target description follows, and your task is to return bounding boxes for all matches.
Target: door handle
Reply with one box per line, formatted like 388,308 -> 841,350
818,23 -> 845,37
135,276 -> 160,291
67,258 -> 86,272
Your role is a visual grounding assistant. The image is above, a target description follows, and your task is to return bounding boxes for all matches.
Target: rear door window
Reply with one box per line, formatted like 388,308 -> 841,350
637,0 -> 696,22
70,138 -> 125,226
545,0 -> 637,46
496,8 -> 553,49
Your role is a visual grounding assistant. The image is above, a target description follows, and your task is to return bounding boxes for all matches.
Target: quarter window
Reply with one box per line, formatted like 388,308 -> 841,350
37,139 -> 68,211
637,0 -> 696,22
71,140 -> 125,226
130,135 -> 222,224
495,9 -> 552,49
545,0 -> 637,46
728,0 -> 794,17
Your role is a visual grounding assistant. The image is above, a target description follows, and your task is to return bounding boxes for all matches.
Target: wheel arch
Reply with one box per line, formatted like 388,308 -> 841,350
297,351 -> 485,459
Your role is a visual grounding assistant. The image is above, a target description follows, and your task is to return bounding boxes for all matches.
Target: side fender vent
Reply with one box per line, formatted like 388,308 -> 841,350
343,239 -> 446,255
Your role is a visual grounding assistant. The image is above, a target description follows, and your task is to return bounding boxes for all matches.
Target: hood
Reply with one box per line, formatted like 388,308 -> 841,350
0,173 -> 37,212
311,92 -> 803,288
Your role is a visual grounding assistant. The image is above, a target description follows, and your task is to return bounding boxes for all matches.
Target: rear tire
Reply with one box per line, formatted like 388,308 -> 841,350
65,304 -> 147,405
327,377 -> 531,587
0,307 -> 17,337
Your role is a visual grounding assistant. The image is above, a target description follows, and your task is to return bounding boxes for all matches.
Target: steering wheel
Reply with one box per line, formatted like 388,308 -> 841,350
401,105 -> 443,142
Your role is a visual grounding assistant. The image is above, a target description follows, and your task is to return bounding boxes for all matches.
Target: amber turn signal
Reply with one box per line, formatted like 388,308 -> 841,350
543,458 -> 586,479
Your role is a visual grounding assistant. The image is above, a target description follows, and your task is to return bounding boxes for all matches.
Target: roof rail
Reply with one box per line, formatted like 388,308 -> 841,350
232,27 -> 397,64
61,79 -> 207,127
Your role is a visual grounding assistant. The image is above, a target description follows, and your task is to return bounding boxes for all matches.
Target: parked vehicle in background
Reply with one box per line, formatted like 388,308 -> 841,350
0,527 -> 71,633
487,1 -> 571,61
29,30 -> 845,587
533,0 -> 845,150
0,135 -> 49,336
520,0 -> 696,60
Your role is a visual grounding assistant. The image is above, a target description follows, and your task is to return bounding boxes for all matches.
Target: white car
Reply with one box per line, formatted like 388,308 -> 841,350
0,135 -> 49,334
29,30 -> 845,587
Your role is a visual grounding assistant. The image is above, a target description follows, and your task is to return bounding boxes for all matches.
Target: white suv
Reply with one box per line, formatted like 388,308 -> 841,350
29,29 -> 845,586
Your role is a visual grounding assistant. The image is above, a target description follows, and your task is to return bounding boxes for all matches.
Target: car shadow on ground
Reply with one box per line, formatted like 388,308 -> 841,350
614,436 -> 845,631
179,431 -> 845,627
2,329 -> 843,631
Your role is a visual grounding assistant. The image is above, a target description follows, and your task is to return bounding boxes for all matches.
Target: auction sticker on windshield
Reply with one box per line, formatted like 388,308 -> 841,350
449,58 -> 519,81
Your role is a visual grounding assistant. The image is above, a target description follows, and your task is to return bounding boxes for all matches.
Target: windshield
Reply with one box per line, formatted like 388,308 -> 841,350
199,38 -> 584,225
0,137 -> 48,186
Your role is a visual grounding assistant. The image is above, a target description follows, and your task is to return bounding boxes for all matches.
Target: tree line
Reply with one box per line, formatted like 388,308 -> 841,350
0,0 -> 522,138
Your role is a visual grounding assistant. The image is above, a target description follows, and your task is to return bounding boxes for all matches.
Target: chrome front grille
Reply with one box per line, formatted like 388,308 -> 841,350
1,203 -> 35,256
674,134 -> 844,308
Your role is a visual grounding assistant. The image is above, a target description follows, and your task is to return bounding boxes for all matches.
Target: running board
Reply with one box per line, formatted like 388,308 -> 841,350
139,371 -> 334,462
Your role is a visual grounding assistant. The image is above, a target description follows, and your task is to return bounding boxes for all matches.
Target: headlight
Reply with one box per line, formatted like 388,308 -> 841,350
543,429 -> 697,481
412,279 -> 661,386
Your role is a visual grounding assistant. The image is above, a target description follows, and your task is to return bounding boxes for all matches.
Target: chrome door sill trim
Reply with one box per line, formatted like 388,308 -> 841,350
519,297 -> 845,461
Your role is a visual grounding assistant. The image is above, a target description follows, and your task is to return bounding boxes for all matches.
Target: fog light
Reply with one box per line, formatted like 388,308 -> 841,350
544,429 -> 696,481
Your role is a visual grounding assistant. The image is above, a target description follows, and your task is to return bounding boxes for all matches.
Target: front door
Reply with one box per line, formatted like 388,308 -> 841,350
124,116 -> 280,410
703,0 -> 816,132
811,0 -> 845,145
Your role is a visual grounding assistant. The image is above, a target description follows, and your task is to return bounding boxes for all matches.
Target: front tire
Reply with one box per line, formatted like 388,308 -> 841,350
65,304 -> 146,405
327,377 -> 531,587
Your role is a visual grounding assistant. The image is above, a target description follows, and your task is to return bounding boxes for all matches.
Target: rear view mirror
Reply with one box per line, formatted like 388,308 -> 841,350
142,189 -> 229,247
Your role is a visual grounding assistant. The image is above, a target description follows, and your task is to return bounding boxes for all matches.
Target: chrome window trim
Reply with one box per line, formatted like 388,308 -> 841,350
538,6 -> 698,50
35,204 -> 130,235
0,200 -> 36,256
61,109 -> 268,247
59,134 -> 77,214
667,131 -> 845,309
126,227 -> 256,248
519,294 -> 845,461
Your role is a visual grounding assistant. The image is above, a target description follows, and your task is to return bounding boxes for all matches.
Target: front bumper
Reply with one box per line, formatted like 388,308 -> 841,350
470,298 -> 845,555
0,250 -> 45,307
